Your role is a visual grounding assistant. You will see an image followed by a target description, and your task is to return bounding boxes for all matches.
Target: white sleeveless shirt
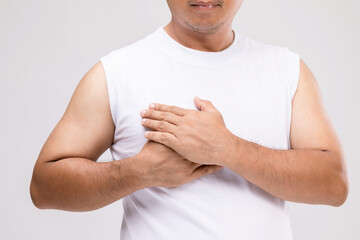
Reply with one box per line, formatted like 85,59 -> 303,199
100,25 -> 300,240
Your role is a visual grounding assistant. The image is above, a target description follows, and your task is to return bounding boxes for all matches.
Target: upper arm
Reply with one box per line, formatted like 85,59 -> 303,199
290,58 -> 344,160
35,61 -> 115,165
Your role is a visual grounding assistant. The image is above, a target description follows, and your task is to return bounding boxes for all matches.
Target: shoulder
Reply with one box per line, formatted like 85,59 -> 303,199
242,35 -> 301,72
242,36 -> 300,66
241,35 -> 301,99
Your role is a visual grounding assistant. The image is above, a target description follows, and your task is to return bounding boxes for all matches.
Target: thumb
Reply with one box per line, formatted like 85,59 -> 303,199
194,96 -> 218,112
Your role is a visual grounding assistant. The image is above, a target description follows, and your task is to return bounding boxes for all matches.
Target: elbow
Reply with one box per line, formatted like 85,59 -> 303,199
30,161 -> 58,210
330,180 -> 349,207
329,169 -> 349,207
30,180 -> 44,209
30,174 -> 49,210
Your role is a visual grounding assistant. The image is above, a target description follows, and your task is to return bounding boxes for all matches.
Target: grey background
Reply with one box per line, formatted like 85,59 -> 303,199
1,0 -> 359,239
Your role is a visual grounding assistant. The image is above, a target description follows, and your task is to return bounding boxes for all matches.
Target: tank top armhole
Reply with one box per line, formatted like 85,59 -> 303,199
285,47 -> 301,101
99,51 -> 118,127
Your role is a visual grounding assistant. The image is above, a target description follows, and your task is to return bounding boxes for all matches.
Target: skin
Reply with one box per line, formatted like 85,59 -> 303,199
30,62 -> 221,211
30,0 -> 348,212
140,0 -> 348,206
164,0 -> 244,51
140,60 -> 349,206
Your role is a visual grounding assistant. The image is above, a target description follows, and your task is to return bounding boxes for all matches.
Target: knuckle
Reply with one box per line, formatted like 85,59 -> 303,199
158,121 -> 166,130
160,112 -> 167,121
159,134 -> 167,143
168,105 -> 175,112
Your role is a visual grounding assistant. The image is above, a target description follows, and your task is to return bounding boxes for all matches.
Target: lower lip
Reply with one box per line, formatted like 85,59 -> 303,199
191,4 -> 220,12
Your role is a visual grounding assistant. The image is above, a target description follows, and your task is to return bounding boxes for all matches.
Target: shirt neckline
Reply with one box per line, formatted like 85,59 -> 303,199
149,25 -> 246,68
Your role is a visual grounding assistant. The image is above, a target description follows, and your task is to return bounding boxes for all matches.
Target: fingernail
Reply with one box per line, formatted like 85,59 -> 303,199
141,109 -> 147,115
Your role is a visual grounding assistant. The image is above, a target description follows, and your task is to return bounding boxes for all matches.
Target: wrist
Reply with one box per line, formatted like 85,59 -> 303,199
130,153 -> 157,188
221,132 -> 243,169
113,154 -> 152,190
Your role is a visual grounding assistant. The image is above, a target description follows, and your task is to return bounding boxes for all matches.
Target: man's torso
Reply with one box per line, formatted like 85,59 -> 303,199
100,25 -> 299,239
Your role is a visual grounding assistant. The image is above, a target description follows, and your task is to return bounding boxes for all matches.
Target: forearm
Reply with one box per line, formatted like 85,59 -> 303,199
30,155 -> 149,212
223,136 -> 348,206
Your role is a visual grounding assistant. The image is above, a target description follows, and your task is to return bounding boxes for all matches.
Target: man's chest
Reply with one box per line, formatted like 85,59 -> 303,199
113,61 -> 291,158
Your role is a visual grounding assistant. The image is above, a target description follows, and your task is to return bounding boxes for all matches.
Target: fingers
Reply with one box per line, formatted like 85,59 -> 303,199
140,108 -> 180,125
149,103 -> 187,116
144,131 -> 176,148
141,118 -> 177,134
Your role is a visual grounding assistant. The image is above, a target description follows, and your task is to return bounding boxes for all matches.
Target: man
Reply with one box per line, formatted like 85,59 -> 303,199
30,0 -> 348,239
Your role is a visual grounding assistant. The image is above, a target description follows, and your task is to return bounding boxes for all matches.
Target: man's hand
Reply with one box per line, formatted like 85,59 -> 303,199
139,58 -> 349,207
139,96 -> 237,165
137,140 -> 223,188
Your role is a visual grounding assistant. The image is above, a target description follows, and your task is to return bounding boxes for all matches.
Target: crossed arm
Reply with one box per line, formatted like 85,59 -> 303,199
139,58 -> 349,206
30,58 -> 348,211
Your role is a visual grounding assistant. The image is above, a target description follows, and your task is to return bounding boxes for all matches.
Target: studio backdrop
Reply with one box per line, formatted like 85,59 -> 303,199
0,0 -> 359,239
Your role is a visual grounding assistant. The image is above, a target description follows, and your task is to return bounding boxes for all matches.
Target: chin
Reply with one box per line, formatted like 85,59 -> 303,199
186,21 -> 224,35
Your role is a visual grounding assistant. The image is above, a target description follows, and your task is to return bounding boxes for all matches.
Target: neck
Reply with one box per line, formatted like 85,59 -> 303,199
163,20 -> 234,52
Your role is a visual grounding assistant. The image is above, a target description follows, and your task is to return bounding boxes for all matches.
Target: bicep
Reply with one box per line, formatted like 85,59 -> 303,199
36,61 -> 115,164
290,58 -> 343,159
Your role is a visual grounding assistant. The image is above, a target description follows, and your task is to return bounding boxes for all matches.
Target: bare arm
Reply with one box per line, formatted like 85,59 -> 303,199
223,59 -> 349,206
30,62 -> 148,212
30,62 -> 220,211
136,58 -> 348,206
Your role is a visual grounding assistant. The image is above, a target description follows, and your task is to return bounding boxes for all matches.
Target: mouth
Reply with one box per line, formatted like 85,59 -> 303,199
190,3 -> 221,11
